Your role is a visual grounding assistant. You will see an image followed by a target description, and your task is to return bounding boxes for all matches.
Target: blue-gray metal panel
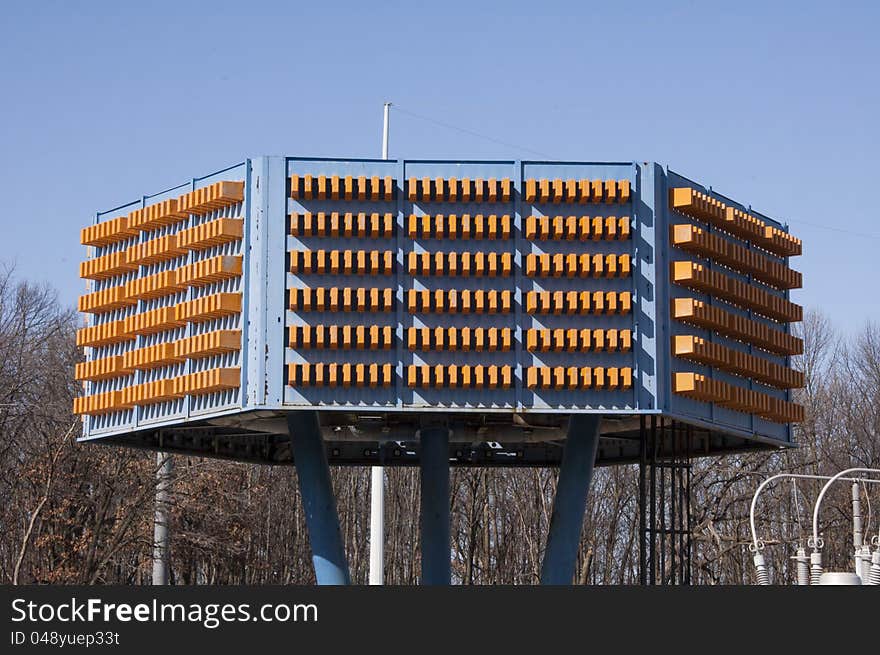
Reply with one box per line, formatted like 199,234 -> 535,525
264,157 -> 288,408
521,162 -> 637,411
84,196 -> 145,438
661,168 -> 794,443
186,163 -> 247,417
239,159 -> 254,406
282,158 -> 400,407
79,161 -> 249,437
246,156 -> 268,407
394,159 -> 406,408
283,157 -> 399,407
512,161 -> 524,411
404,160 -> 516,409
635,163 -> 662,412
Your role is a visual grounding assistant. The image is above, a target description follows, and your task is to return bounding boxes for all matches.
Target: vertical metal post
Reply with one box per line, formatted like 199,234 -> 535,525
677,423 -> 685,584
540,415 -> 601,585
686,425 -> 692,585
419,425 -> 450,585
152,452 -> 172,585
638,416 -> 647,586
369,464 -> 385,585
659,418 -> 666,585
381,102 -> 391,159
649,415 -> 656,585
670,421 -> 676,585
288,411 -> 351,585
369,101 -> 392,587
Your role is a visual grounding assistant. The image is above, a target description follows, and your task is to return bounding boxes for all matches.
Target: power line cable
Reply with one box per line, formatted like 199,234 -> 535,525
393,105 -> 555,159
782,220 -> 880,241
394,105 -> 880,241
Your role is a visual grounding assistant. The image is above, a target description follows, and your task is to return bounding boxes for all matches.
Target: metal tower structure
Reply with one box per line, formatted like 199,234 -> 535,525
639,417 -> 693,585
73,157 -> 804,584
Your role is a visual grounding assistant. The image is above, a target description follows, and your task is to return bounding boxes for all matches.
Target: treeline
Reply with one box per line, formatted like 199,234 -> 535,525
1,269 -> 877,585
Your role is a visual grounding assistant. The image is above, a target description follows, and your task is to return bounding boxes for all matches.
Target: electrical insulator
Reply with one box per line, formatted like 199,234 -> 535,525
753,551 -> 770,585
868,551 -> 880,586
858,544 -> 872,582
795,547 -> 810,586
810,551 -> 823,586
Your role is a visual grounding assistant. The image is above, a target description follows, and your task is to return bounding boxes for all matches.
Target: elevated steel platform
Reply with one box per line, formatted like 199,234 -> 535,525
88,408 -> 789,467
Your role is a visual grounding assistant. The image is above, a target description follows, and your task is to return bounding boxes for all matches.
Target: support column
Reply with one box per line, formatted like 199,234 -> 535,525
540,415 -> 601,585
288,411 -> 351,585
369,464 -> 385,585
419,425 -> 450,585
152,452 -> 172,585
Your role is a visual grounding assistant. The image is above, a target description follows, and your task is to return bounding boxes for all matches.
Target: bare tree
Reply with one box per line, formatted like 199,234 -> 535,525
0,266 -> 876,585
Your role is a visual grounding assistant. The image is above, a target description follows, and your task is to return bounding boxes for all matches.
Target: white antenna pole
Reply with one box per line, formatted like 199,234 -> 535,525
382,101 -> 391,159
369,101 -> 391,586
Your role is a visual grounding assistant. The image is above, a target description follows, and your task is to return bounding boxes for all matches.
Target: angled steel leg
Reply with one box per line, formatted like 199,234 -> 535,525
419,425 -> 451,585
540,415 -> 601,585
288,411 -> 351,585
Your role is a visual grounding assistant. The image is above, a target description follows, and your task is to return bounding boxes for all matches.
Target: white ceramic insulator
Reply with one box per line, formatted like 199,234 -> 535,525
868,551 -> 880,586
810,551 -> 823,586
796,547 -> 810,586
753,552 -> 770,585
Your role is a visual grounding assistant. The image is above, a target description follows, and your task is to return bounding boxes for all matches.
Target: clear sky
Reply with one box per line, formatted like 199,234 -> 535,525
2,0 -> 878,333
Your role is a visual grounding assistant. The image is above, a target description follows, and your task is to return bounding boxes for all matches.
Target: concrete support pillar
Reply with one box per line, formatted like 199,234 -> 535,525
288,411 -> 351,585
540,415 -> 601,585
419,425 -> 451,585
152,452 -> 172,585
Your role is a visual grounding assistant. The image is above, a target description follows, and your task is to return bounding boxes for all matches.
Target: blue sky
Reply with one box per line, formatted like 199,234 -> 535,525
2,1 -> 878,333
